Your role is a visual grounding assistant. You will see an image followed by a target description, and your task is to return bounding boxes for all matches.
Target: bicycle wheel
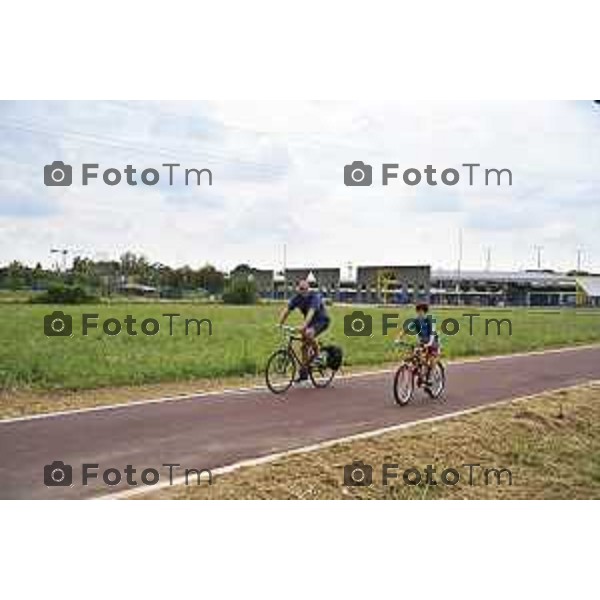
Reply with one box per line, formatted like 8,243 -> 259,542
424,362 -> 446,399
265,349 -> 296,394
309,351 -> 336,389
393,363 -> 415,406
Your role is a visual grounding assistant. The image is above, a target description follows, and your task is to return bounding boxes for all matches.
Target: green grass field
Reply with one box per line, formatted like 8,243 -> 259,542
1,303 -> 600,391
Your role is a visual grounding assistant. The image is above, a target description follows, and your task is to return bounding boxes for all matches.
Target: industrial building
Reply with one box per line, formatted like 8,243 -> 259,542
248,265 -> 600,307
576,277 -> 600,307
430,270 -> 579,307
355,265 -> 430,304
271,265 -> 430,303
274,268 -> 341,300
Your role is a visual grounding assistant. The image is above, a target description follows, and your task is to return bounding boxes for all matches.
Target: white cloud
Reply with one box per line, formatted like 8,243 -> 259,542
0,101 -> 598,273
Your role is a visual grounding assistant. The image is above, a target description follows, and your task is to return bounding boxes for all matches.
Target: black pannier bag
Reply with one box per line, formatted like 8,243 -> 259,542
322,345 -> 343,370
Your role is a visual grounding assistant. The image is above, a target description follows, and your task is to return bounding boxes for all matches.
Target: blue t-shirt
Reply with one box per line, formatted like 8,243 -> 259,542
288,292 -> 329,324
415,316 -> 434,343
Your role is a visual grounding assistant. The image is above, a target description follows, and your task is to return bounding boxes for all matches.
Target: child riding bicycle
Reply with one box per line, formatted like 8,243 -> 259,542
398,302 -> 440,385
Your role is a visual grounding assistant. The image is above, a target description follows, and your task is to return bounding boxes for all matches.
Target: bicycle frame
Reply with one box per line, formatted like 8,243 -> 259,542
278,325 -> 318,369
282,335 -> 304,369
395,342 -> 431,382
392,337 -> 446,405
265,325 -> 337,394
276,326 -> 308,368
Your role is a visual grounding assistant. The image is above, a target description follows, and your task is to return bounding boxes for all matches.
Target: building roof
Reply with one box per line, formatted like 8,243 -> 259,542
357,265 -> 430,271
577,277 -> 600,298
431,269 -> 576,284
119,283 -> 157,292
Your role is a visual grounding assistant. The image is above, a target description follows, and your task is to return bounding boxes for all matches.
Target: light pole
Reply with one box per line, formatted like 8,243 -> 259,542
533,245 -> 543,270
282,243 -> 287,300
455,229 -> 463,303
51,248 -> 69,273
484,247 -> 491,272
577,248 -> 583,272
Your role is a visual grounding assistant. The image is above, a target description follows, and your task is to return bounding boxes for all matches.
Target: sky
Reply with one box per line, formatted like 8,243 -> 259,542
0,100 -> 598,273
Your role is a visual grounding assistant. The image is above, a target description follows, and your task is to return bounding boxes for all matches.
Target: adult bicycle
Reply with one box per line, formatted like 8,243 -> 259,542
265,325 -> 339,394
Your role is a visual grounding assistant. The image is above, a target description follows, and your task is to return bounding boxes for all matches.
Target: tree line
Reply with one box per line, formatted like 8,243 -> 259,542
0,252 -> 228,297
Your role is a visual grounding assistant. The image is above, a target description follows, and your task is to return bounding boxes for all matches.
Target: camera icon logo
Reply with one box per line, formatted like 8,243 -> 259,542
44,311 -> 73,337
344,161 -> 373,186
44,460 -> 73,487
343,461 -> 373,486
44,161 -> 73,186
344,310 -> 373,337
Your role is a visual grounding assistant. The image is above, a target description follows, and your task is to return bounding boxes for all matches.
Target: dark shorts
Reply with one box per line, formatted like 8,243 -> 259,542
308,317 -> 330,337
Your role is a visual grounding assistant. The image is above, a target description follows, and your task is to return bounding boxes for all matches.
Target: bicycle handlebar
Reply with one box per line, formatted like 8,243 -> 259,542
277,324 -> 303,338
394,340 -> 415,348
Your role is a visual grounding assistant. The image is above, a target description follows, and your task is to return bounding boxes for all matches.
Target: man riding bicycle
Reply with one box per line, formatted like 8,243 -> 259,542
278,279 -> 331,381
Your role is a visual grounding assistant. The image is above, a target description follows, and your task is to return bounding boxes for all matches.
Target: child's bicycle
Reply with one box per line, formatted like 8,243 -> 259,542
265,325 -> 340,394
392,339 -> 446,405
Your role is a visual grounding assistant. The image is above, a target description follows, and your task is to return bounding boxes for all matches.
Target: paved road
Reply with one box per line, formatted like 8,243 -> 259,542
1,346 -> 600,499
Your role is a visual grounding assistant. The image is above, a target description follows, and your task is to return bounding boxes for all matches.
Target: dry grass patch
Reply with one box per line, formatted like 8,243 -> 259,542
0,373 -> 264,420
145,382 -> 600,500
